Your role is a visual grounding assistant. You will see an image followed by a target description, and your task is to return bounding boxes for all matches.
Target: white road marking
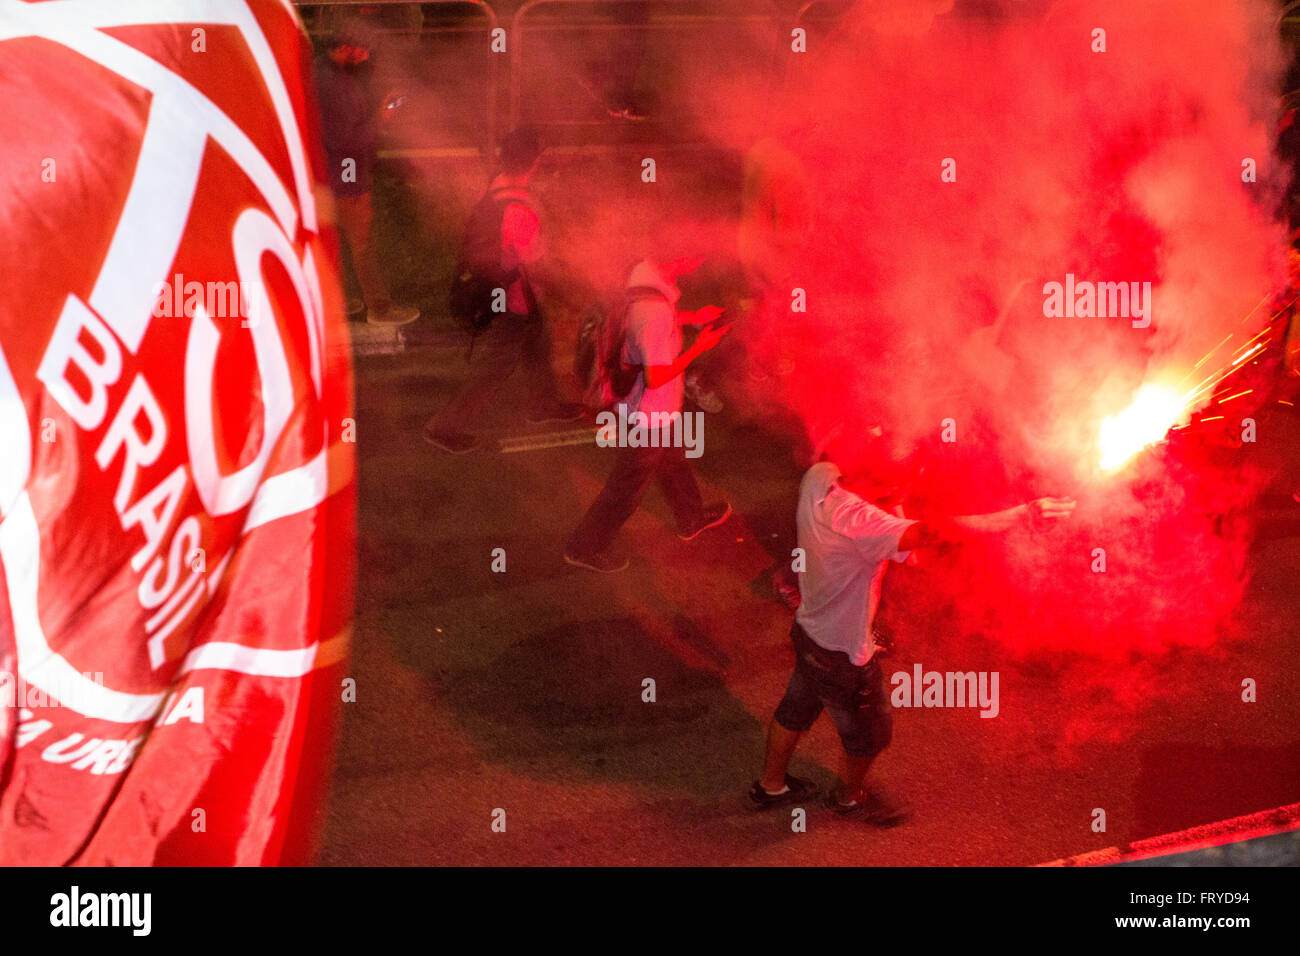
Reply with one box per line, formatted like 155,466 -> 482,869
498,428 -> 600,453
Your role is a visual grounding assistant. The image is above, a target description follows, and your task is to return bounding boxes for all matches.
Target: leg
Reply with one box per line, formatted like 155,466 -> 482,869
760,659 -> 823,793
827,730 -> 909,825
567,445 -> 664,558
835,752 -> 879,803
825,657 -> 895,803
335,192 -> 391,314
759,719 -> 805,793
331,204 -> 364,314
655,447 -> 705,533
519,311 -> 566,414
431,318 -> 526,435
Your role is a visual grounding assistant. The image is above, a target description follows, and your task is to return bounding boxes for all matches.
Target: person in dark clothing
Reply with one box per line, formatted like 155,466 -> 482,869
315,18 -> 418,326
424,129 -> 583,454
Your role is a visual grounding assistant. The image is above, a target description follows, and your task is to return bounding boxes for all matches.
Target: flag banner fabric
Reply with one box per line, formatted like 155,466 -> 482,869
0,0 -> 355,865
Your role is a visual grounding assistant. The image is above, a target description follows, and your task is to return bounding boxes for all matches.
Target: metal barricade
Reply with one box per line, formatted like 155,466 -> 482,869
508,0 -> 785,143
292,1 -> 801,154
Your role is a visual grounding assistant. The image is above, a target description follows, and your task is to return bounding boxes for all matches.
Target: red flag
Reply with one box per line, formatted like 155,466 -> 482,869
0,0 -> 355,864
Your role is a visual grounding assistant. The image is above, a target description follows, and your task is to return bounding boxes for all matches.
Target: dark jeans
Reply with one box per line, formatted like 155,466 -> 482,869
432,312 -> 563,433
567,443 -> 705,557
774,623 -> 893,758
336,192 -> 388,313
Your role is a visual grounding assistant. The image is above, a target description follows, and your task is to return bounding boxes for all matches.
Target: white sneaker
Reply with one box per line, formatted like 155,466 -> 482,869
684,371 -> 724,413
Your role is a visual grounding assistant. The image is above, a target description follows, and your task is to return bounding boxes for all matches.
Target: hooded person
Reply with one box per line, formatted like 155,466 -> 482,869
563,218 -> 735,572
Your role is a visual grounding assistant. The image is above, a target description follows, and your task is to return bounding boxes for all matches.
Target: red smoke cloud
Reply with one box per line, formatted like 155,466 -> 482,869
702,0 -> 1291,677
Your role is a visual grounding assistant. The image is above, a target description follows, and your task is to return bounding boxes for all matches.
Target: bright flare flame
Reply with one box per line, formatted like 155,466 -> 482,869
1098,384 -> 1185,472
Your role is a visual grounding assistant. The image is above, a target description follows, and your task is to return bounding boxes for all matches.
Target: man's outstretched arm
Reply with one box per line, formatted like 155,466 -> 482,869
897,497 -> 1075,551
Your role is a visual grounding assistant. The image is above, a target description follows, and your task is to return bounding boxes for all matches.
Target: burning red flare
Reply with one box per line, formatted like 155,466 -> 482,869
1098,384 -> 1185,472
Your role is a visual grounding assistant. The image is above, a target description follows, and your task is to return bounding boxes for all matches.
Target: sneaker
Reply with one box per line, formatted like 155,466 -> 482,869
526,402 -> 584,424
368,304 -> 420,326
423,424 -> 479,455
563,549 -> 629,573
677,501 -> 732,541
694,388 -> 724,414
684,370 -> 724,414
825,788 -> 911,827
748,774 -> 817,811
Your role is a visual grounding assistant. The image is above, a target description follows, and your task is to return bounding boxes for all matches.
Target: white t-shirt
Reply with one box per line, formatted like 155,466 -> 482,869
620,260 -> 682,418
794,462 -> 917,665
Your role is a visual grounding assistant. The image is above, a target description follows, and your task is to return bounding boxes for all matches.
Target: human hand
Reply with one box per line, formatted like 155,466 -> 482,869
1027,496 -> 1076,527
695,321 -> 732,353
692,305 -> 725,326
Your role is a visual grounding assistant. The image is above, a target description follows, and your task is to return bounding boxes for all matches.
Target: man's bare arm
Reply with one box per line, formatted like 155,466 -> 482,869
641,321 -> 731,388
898,497 -> 1075,551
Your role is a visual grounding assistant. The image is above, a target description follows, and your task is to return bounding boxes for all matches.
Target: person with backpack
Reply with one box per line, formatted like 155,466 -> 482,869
564,246 -> 733,573
424,128 -> 582,454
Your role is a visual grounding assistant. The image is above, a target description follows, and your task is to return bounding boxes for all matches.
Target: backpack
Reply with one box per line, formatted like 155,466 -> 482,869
575,285 -> 669,411
448,188 -> 528,335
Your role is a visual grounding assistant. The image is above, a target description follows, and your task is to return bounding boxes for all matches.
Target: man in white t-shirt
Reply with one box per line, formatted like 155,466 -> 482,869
749,429 -> 1075,822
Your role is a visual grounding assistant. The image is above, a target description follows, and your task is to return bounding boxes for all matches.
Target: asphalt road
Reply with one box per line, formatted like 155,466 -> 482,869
314,336 -> 1300,866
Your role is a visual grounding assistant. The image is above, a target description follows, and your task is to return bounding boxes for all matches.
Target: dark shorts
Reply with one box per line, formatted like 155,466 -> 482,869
773,623 -> 893,758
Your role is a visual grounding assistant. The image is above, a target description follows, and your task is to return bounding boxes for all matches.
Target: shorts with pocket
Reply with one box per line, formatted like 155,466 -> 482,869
773,622 -> 893,758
